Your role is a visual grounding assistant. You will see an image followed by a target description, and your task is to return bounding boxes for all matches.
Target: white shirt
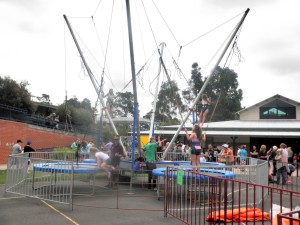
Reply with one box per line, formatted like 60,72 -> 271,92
95,152 -> 109,161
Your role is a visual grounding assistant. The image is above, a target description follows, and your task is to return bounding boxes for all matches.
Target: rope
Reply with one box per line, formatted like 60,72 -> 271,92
141,0 -> 159,49
92,0 -> 104,17
120,48 -> 158,91
158,50 -> 184,122
151,0 -> 181,48
100,0 -> 115,93
208,89 -> 222,123
173,10 -> 245,75
182,11 -> 244,48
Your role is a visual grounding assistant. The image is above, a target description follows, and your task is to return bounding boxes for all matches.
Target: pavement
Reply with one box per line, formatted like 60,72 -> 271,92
0,172 -> 184,225
1,164 -> 300,225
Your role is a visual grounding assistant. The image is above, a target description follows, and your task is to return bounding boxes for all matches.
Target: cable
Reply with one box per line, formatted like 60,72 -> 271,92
100,0 -> 115,92
92,0 -> 104,17
182,11 -> 244,48
151,0 -> 181,48
141,0 -> 159,50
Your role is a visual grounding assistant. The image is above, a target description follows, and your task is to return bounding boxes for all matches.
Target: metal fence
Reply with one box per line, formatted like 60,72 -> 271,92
5,154 -> 74,208
29,152 -> 78,162
163,164 -> 300,225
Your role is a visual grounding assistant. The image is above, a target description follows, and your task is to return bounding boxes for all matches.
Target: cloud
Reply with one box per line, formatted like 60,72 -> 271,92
1,0 -> 43,11
204,0 -> 274,9
261,56 -> 300,76
1,0 -> 50,34
253,30 -> 300,76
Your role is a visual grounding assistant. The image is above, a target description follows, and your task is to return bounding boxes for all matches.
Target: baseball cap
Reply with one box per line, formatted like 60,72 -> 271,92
222,144 -> 228,148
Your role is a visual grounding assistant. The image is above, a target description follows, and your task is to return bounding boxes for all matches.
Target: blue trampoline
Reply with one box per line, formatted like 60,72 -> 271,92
33,162 -> 100,174
152,167 -> 236,180
119,160 -> 225,168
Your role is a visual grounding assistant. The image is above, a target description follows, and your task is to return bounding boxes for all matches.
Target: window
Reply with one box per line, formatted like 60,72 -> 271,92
259,99 -> 296,119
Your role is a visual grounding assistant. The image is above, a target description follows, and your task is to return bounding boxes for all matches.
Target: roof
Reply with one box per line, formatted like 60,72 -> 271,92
237,94 -> 300,114
103,117 -> 150,123
140,120 -> 300,137
160,120 -> 300,129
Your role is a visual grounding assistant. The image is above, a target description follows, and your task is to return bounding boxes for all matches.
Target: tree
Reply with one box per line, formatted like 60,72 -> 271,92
183,64 -> 243,122
56,97 -> 96,128
0,76 -> 35,113
36,94 -> 51,104
113,91 -> 134,117
144,80 -> 183,125
182,62 -> 205,109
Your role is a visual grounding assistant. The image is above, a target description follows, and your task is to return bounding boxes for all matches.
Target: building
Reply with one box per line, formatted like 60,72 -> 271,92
140,94 -> 300,154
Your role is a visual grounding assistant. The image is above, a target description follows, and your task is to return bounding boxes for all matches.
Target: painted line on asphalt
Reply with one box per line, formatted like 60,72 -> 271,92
0,196 -> 26,200
41,200 -> 79,225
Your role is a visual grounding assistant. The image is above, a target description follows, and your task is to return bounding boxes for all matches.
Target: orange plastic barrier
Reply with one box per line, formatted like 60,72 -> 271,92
206,207 -> 269,222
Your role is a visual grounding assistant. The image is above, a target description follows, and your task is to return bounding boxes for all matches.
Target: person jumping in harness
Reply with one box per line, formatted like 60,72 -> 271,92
198,94 -> 211,127
189,94 -> 211,127
105,88 -> 114,117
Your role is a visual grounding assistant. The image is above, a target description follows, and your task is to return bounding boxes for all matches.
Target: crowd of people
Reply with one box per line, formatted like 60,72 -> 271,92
11,132 -> 299,188
139,133 -> 300,186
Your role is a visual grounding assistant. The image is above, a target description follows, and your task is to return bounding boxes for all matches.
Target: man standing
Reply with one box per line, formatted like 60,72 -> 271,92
104,135 -> 124,188
23,140 -> 36,165
23,140 -> 35,153
11,140 -> 23,155
207,144 -> 214,162
276,143 -> 288,185
104,140 -> 113,155
144,137 -> 158,190
221,144 -> 234,165
250,145 -> 258,158
238,145 -> 248,165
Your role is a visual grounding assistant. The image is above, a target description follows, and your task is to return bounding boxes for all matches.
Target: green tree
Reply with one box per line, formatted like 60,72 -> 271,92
56,97 -> 96,128
0,76 -> 35,113
183,64 -> 243,122
113,91 -> 134,117
36,94 -> 51,104
144,80 -> 182,125
182,62 -> 204,107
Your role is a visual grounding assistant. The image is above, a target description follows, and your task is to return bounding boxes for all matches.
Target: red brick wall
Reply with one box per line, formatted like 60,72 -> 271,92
0,120 -> 87,164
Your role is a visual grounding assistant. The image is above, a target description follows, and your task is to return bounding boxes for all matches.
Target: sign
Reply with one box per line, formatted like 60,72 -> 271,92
177,169 -> 183,185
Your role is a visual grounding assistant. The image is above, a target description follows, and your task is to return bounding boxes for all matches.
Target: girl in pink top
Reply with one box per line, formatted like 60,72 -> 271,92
185,124 -> 206,173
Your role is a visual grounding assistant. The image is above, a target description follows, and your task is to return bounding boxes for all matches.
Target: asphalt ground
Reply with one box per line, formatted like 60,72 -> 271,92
0,182 -> 185,225
1,167 -> 300,225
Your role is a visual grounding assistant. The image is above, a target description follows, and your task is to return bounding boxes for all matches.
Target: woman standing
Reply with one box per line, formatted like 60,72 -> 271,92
185,124 -> 206,173
259,145 -> 268,160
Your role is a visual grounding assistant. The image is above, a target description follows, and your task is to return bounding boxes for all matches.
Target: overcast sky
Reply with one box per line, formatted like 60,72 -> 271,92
1,0 -> 299,117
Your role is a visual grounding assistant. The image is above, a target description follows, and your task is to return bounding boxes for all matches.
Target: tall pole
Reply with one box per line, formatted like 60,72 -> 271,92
149,43 -> 165,141
162,8 -> 250,160
125,0 -> 141,166
63,14 -> 127,155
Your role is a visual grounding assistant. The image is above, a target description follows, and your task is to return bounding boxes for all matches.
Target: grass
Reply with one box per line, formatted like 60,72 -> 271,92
0,170 -> 6,184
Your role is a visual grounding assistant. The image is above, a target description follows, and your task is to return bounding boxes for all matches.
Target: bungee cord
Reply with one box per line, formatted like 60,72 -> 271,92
100,0 -> 115,85
151,0 -> 181,48
181,11 -> 245,48
92,0 -> 104,18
